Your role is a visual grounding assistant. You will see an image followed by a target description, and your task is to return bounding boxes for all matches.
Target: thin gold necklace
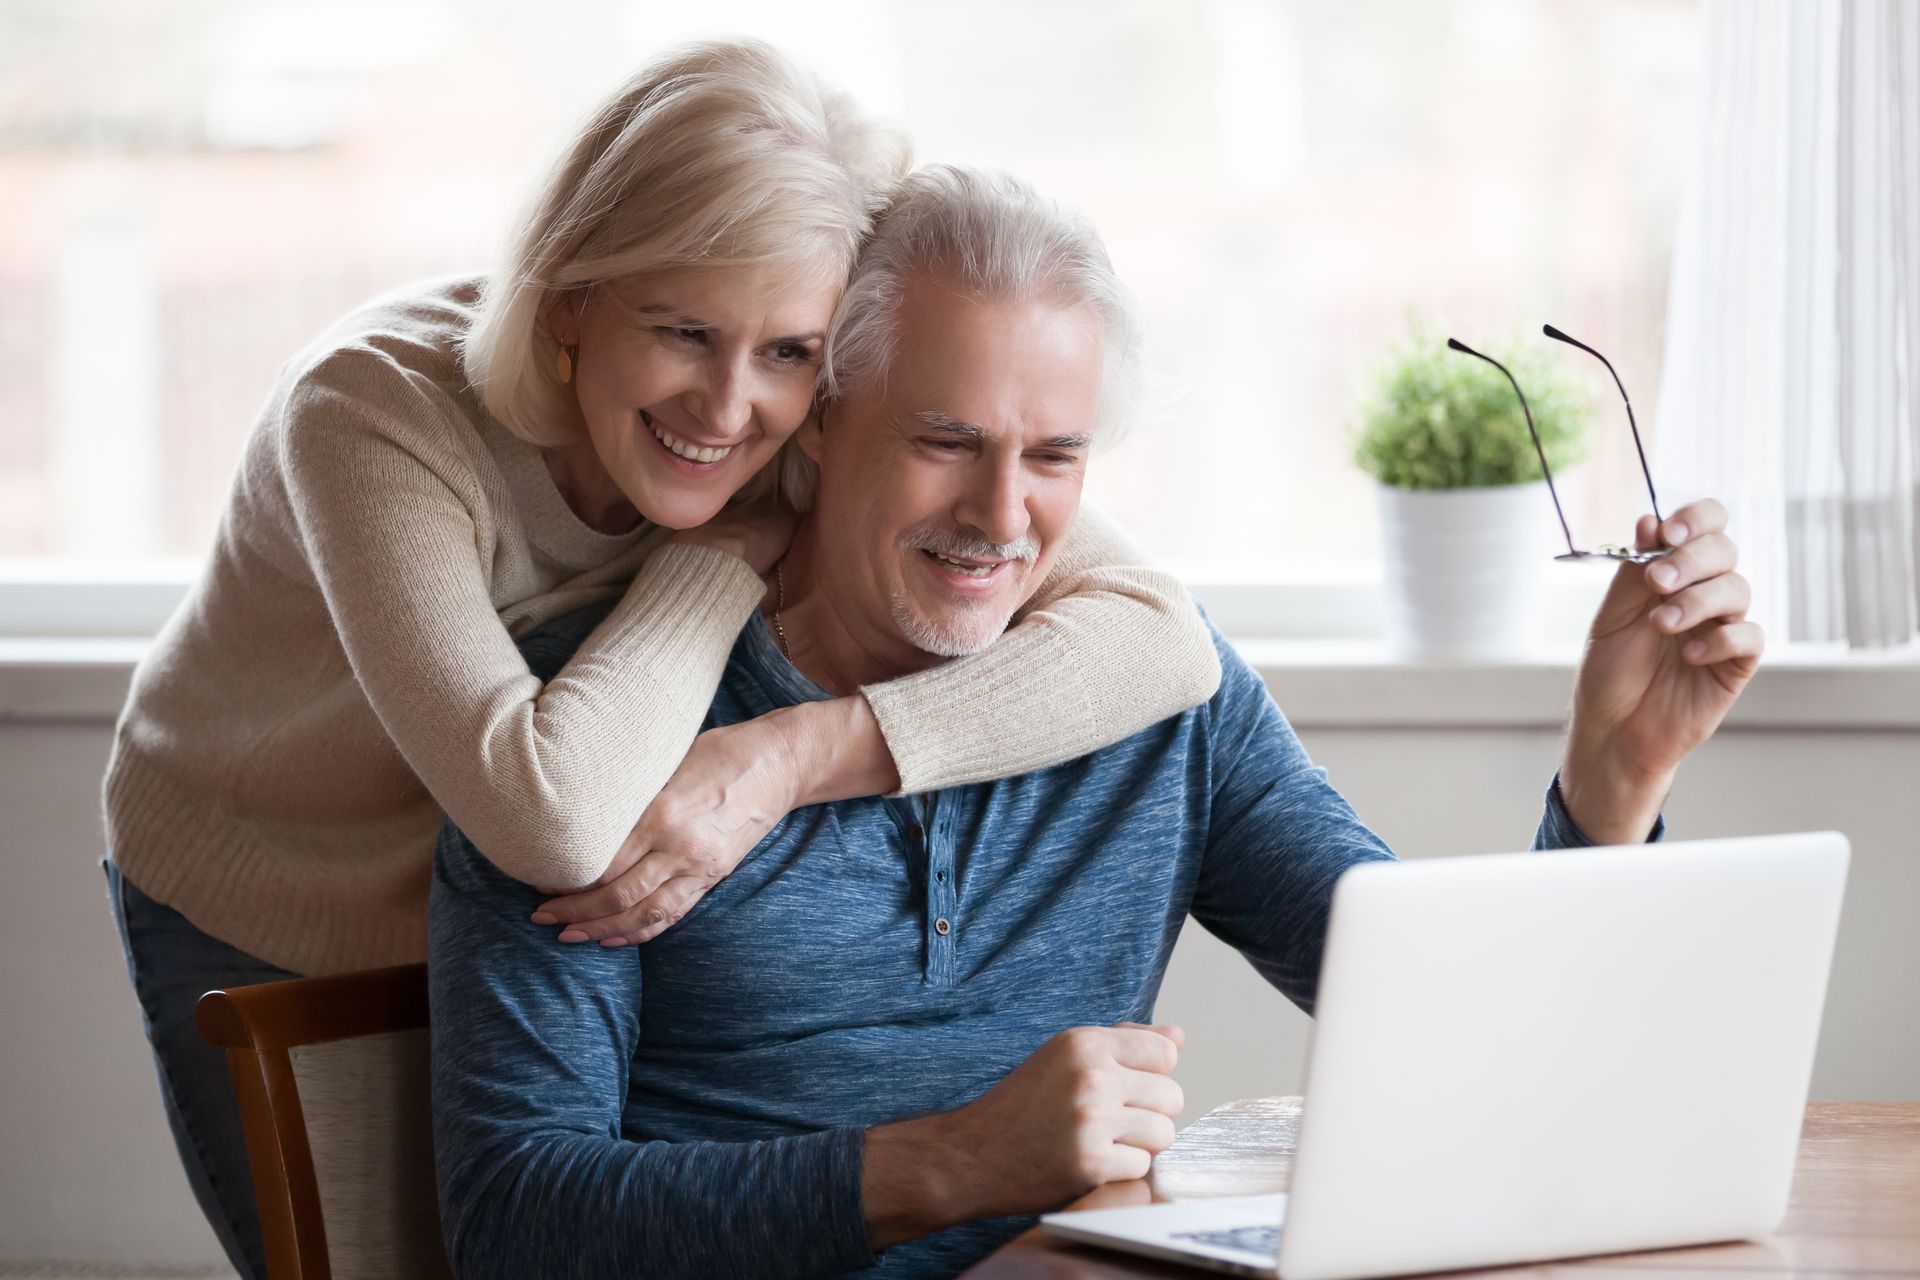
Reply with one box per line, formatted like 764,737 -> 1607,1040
772,561 -> 792,660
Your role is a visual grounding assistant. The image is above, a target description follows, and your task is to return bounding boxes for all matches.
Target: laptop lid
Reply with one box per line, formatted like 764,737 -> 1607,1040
1276,831 -> 1849,1280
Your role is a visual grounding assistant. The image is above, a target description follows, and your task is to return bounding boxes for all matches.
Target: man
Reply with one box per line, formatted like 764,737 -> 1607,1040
428,166 -> 1759,1280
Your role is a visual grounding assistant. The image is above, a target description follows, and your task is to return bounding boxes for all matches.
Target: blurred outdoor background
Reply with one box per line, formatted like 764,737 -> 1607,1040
0,0 -> 1695,576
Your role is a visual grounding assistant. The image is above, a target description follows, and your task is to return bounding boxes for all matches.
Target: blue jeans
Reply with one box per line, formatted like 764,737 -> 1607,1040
106,859 -> 295,1280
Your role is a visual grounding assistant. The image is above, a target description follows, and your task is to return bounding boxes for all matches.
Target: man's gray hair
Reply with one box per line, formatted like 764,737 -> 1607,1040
764,164 -> 1147,513
822,163 -> 1146,438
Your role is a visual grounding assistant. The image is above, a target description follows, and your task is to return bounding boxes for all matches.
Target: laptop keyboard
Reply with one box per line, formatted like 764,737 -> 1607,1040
1172,1224 -> 1283,1257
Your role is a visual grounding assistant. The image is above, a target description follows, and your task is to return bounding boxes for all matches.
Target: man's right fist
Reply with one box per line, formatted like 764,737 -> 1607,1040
950,1022 -> 1186,1214
860,1022 -> 1186,1251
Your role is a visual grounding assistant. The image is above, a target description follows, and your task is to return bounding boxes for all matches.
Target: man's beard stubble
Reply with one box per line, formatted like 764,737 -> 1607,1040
889,525 -> 1040,658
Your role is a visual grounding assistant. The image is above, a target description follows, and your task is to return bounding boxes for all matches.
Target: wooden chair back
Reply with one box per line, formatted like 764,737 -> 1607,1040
196,963 -> 452,1280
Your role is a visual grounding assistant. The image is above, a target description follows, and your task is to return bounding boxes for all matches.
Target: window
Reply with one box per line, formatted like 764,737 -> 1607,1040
0,0 -> 1697,601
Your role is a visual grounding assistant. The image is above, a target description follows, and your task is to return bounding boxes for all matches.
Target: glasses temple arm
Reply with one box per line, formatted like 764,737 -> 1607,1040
1446,338 -> 1579,556
1541,324 -> 1664,525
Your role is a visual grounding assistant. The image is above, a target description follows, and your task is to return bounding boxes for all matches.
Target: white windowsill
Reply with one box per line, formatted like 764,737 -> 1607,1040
4,564 -> 1916,729
4,632 -> 1916,730
1237,638 -> 1920,730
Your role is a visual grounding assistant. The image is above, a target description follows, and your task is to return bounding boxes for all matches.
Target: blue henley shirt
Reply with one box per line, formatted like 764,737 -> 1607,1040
429,604 -> 1634,1279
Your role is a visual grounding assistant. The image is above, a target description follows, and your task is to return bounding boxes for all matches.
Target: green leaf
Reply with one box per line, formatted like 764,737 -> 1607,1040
1349,319 -> 1591,490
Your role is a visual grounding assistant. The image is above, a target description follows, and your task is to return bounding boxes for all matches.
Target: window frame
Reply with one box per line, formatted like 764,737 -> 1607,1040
0,561 -> 204,638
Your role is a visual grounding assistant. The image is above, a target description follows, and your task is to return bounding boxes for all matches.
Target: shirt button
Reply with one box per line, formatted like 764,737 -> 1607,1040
934,917 -> 951,936
935,870 -> 946,883
906,824 -> 925,840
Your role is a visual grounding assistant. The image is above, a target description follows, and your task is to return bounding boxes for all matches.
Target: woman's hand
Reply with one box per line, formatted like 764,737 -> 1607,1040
529,714 -> 800,945
669,502 -> 797,577
529,694 -> 903,945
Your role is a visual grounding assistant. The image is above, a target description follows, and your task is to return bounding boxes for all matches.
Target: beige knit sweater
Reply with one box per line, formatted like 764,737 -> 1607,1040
103,276 -> 1222,977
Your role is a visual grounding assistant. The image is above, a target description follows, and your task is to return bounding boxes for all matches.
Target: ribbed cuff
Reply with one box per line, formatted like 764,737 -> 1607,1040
1538,771 -> 1667,849
820,1124 -> 880,1272
861,631 -> 1098,796
595,542 -> 768,675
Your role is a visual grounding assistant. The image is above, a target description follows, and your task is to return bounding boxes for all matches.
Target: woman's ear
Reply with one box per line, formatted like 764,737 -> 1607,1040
539,289 -> 587,346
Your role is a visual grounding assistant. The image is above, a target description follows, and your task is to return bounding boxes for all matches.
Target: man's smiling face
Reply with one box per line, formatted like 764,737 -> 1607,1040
799,274 -> 1104,659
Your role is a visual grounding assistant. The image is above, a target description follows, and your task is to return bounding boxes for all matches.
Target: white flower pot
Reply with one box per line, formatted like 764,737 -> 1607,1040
1376,481 -> 1559,661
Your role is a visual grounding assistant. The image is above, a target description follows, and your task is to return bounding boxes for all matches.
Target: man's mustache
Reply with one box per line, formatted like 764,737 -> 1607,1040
900,527 -> 1040,565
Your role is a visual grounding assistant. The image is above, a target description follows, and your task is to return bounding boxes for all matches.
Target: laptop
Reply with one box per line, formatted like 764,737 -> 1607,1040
1042,831 -> 1850,1280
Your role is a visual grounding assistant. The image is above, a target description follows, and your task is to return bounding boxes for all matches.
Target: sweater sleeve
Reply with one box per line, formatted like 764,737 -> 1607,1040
429,825 -> 875,1280
859,502 -> 1221,794
278,350 -> 766,891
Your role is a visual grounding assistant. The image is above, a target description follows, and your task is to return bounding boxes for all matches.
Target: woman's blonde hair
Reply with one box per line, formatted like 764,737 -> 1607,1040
461,38 -> 910,450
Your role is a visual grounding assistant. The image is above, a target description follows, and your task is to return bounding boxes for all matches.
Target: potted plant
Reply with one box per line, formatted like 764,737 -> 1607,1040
1352,327 -> 1590,660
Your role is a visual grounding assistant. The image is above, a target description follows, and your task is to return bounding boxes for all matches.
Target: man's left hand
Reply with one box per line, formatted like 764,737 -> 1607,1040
1560,497 -> 1763,844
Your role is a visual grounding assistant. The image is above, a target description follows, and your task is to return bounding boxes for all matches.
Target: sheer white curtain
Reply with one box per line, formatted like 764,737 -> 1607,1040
1657,0 -> 1919,649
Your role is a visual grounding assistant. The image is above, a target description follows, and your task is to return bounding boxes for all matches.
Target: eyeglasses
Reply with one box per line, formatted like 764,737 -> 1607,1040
1447,325 -> 1672,565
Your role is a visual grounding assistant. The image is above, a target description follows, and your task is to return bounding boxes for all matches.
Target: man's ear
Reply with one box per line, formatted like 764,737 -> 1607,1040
538,288 -> 587,346
795,398 -> 829,464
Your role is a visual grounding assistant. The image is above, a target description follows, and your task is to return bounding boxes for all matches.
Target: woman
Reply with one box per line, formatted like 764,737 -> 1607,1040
102,38 -> 1219,1279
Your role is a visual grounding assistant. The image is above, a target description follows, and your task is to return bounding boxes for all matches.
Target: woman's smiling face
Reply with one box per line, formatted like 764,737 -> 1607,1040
548,265 -> 840,530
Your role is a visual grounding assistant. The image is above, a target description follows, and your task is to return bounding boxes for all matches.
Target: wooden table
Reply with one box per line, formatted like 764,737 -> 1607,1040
961,1099 -> 1920,1279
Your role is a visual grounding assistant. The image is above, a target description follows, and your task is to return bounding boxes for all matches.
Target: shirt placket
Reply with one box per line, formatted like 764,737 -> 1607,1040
916,794 -> 957,987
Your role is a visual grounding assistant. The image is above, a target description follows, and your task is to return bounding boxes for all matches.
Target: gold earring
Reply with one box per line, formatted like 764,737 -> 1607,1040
555,345 -> 576,384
